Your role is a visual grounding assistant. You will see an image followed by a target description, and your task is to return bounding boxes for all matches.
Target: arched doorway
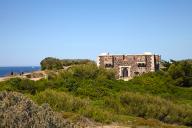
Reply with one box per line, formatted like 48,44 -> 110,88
122,68 -> 128,77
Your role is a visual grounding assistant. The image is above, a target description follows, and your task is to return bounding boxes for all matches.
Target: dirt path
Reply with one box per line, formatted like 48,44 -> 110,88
0,71 -> 46,82
0,76 -> 14,82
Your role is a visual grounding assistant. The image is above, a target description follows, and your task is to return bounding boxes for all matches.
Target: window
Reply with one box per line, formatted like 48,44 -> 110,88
134,72 -> 139,76
105,64 -> 113,68
123,55 -> 125,60
137,63 -> 146,67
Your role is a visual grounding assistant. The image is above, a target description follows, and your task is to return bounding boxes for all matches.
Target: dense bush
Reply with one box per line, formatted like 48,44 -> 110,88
128,72 -> 192,101
120,92 -> 192,126
33,89 -> 89,112
31,87 -> 192,126
62,59 -> 94,66
168,60 -> 192,87
40,57 -> 63,70
0,91 -> 74,128
70,63 -> 99,79
80,106 -> 114,123
0,78 -> 37,94
40,57 -> 95,70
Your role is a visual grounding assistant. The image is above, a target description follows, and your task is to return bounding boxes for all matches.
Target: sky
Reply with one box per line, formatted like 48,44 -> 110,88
0,0 -> 192,66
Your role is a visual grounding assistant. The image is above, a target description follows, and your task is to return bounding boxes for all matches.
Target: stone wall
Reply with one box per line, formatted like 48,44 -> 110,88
98,54 -> 160,79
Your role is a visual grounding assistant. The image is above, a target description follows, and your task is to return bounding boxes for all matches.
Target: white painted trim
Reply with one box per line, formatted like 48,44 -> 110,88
150,55 -> 155,72
96,57 -> 100,67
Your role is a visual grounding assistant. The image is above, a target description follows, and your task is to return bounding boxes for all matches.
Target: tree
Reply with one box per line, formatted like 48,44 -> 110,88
161,60 -> 171,71
168,60 -> 192,87
40,57 -> 63,70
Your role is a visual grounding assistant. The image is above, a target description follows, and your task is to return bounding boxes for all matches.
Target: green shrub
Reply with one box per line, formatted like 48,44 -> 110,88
80,106 -> 113,123
1,78 -> 37,94
40,57 -> 63,70
103,96 -> 124,114
62,59 -> 95,66
97,68 -> 116,80
33,89 -> 89,112
75,83 -> 112,99
168,60 -> 192,87
120,92 -> 192,126
70,63 -> 99,79
128,72 -> 192,100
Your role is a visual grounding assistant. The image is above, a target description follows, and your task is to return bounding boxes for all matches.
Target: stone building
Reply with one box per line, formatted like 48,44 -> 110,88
97,52 -> 161,80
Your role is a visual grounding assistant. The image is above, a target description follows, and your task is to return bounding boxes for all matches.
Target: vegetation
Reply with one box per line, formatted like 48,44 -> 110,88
40,57 -> 63,70
0,91 -> 74,128
0,59 -> 192,127
62,59 -> 94,66
168,60 -> 192,87
40,57 -> 94,70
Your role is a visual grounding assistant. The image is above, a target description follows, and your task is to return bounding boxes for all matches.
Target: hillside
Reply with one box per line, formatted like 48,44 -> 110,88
0,59 -> 192,127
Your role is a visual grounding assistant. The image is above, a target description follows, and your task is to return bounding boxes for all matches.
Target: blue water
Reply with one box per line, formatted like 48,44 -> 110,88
0,66 -> 41,77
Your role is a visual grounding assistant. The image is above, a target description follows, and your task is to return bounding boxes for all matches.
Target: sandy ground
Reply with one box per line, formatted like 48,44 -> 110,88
0,76 -> 14,82
0,71 -> 46,82
0,76 -> 44,82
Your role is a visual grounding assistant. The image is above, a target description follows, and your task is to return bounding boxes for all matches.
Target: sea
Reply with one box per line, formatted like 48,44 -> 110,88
0,66 -> 41,77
